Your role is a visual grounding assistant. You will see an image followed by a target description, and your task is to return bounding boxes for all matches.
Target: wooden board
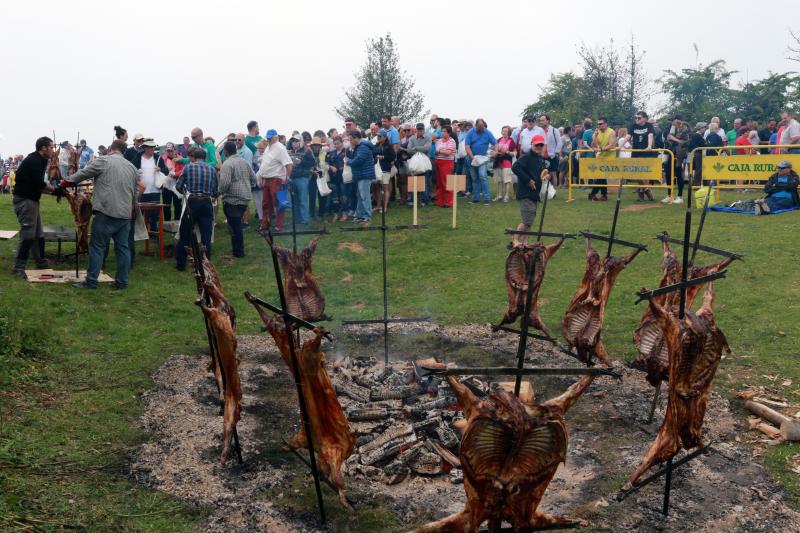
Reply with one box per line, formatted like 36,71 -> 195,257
446,174 -> 467,191
25,269 -> 114,284
0,230 -> 19,240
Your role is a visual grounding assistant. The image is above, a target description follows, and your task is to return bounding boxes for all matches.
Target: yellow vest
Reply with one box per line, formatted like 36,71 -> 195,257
595,129 -> 615,159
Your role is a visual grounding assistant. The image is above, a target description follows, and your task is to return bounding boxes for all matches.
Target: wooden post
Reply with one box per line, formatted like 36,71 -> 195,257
446,175 -> 467,229
407,175 -> 425,226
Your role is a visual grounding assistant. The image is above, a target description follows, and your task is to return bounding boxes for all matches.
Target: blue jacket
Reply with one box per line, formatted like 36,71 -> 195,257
348,140 -> 376,181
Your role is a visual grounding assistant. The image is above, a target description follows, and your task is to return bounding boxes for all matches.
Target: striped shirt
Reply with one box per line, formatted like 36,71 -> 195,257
219,154 -> 257,206
177,161 -> 218,197
435,138 -> 457,160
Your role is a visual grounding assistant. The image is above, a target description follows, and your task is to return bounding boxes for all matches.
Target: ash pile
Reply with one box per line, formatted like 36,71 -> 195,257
332,356 -> 480,486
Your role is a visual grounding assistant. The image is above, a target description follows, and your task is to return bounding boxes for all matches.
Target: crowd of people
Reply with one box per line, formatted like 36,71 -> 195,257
6,110 -> 800,288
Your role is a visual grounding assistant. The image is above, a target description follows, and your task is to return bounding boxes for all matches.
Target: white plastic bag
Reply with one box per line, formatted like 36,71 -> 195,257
342,164 -> 353,183
374,161 -> 382,178
539,180 -> 556,201
408,152 -> 432,175
471,154 -> 489,167
317,176 -> 332,196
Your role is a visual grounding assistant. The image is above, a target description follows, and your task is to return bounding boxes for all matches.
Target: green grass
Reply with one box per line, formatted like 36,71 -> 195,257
0,186 -> 799,530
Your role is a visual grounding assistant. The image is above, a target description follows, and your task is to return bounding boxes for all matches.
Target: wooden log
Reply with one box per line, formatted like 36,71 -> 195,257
748,417 -> 782,440
334,378 -> 371,403
359,423 -> 413,454
745,400 -> 789,426
412,416 -> 442,433
360,434 -> 418,465
347,407 -> 390,421
370,385 -> 419,401
426,439 -> 461,467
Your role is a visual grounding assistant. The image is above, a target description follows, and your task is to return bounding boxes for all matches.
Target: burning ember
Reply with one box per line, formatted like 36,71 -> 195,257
333,356 -> 490,485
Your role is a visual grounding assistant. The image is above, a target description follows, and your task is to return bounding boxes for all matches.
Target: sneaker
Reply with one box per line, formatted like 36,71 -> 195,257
484,202 -> 490,206
35,259 -> 50,269
588,194 -> 596,202
12,268 -> 27,280
493,195 -> 503,202
753,202 -> 762,215
673,197 -> 683,204
72,281 -> 96,289
503,196 -> 509,202
660,196 -> 671,204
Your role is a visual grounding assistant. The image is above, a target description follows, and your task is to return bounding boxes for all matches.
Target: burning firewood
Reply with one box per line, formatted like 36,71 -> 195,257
412,373 -> 596,532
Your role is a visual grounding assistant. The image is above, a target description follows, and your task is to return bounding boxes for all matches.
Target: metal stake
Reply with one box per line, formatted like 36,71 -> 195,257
262,224 -> 326,525
690,188 -> 713,266
647,381 -> 661,424
662,457 -> 673,516
380,187 -> 390,365
606,179 -> 624,258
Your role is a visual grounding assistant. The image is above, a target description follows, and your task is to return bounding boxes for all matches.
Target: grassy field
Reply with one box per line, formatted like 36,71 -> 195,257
0,186 -> 798,531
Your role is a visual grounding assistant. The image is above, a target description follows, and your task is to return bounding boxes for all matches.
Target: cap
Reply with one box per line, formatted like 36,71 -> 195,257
311,136 -> 323,145
265,129 -> 278,140
377,129 -> 388,137
416,122 -> 425,130
695,122 -> 708,130
132,133 -> 144,141
142,139 -> 157,148
524,115 -> 536,122
60,141 -> 70,147
531,134 -> 546,145
777,160 -> 792,169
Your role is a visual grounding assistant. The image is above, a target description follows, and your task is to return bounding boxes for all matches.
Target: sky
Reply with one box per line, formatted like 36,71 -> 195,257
2,0 -> 799,156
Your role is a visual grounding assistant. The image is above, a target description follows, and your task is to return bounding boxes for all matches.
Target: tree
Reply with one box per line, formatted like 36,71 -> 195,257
521,36 -> 650,127
660,60 -> 737,126
733,72 -> 799,123
335,34 -> 427,128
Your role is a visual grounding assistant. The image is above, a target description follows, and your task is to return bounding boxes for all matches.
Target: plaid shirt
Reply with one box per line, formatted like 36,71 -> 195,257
177,161 -> 218,197
219,154 -> 257,206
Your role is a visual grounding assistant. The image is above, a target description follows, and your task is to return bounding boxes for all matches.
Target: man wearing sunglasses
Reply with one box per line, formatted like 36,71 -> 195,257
589,117 -> 616,201
175,127 -> 219,170
510,135 -> 549,248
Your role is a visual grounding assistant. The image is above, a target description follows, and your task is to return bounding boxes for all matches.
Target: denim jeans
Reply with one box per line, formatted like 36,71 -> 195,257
308,176 -> 319,218
355,179 -> 373,220
87,212 -> 131,288
331,180 -> 352,214
223,203 -> 246,257
176,199 -> 214,269
140,192 -> 161,231
290,176 -> 310,224
469,161 -> 490,202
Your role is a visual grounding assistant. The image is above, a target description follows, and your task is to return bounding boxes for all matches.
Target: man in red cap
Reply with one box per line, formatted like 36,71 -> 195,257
509,134 -> 549,247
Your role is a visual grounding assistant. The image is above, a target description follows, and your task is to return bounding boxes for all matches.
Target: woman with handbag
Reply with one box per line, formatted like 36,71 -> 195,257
374,130 -> 396,213
326,136 -> 349,222
434,125 -> 457,207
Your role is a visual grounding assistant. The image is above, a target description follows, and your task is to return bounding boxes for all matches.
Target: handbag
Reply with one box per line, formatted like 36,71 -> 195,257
276,184 -> 292,210
342,164 -> 353,183
317,176 -> 332,196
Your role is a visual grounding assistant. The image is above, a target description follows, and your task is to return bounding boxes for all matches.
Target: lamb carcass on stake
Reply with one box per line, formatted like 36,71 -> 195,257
413,374 -> 596,532
498,237 -> 567,336
625,283 -> 729,487
273,236 -> 326,321
250,303 -> 354,508
196,278 -> 242,465
47,147 -> 63,182
632,237 -> 733,386
60,188 -> 93,254
561,238 -> 644,365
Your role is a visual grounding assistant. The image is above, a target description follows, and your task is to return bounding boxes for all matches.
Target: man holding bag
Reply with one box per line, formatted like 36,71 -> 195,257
406,123 -> 432,205
256,129 -> 293,232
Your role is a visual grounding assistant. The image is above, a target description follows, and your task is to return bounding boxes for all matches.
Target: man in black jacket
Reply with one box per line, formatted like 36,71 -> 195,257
510,134 -> 548,247
11,136 -> 61,278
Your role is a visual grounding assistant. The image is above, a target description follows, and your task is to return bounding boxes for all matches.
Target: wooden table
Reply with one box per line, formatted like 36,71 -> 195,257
137,203 -> 166,260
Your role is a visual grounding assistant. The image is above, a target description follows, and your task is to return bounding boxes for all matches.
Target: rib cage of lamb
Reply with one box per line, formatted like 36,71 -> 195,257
192,253 -> 242,465
498,237 -> 567,337
249,301 -> 355,508
412,374 -> 596,532
273,236 -> 326,321
561,238 -> 644,365
632,235 -> 733,386
625,283 -> 729,488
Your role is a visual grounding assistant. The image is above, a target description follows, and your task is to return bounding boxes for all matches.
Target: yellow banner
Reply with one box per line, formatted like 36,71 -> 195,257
578,157 -> 662,181
701,154 -> 800,181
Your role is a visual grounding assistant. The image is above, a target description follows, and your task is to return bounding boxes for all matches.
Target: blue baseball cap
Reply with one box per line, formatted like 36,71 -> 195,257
377,129 -> 388,137
266,129 -> 278,139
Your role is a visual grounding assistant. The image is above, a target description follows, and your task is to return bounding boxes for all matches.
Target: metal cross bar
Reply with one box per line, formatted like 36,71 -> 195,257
185,206 -> 243,464
690,189 -> 713,265
342,317 -> 430,325
634,270 -> 727,303
491,324 -> 561,344
416,366 -> 621,379
579,231 -> 648,251
269,229 -> 329,237
260,224 -> 327,524
244,292 -> 332,339
616,442 -> 712,502
339,224 -> 427,232
654,234 -> 743,261
482,523 -> 580,531
503,229 -> 576,239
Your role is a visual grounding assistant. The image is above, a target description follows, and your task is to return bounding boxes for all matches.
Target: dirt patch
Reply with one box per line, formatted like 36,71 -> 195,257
348,303 -> 365,311
621,202 -> 663,212
338,242 -> 365,254
340,272 -> 353,283
130,326 -> 800,532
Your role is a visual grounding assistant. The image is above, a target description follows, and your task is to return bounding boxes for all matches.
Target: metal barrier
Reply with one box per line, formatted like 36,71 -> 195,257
687,144 -> 800,199
567,148 -> 675,202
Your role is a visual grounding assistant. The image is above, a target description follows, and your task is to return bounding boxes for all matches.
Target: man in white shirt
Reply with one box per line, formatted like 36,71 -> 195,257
256,129 -> 293,231
780,111 -> 800,153
516,115 -> 545,156
539,114 -> 563,184
138,139 -> 161,232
